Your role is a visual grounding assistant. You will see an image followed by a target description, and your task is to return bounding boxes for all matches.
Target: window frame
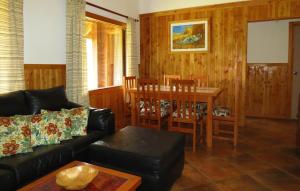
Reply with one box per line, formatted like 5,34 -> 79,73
85,11 -> 127,90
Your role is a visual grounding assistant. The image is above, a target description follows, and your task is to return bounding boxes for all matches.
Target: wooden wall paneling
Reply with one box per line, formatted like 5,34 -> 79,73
140,0 -> 300,124
246,64 -> 290,119
139,15 -> 150,78
24,64 -> 66,90
89,86 -> 124,130
246,64 -> 264,116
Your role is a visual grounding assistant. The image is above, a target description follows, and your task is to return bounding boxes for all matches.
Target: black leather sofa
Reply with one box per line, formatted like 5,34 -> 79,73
0,86 -> 115,191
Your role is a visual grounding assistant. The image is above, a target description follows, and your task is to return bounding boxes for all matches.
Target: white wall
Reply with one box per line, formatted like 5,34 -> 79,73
24,0 -> 139,65
24,0 -> 66,64
247,19 -> 300,64
139,0 -> 247,14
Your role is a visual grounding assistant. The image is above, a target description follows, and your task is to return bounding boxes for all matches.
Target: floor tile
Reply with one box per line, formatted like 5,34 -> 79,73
189,157 -> 243,181
252,168 -> 300,191
226,153 -> 272,173
172,162 -> 210,190
216,175 -> 271,191
250,150 -> 300,167
183,183 -> 222,191
170,118 -> 299,190
282,164 -> 300,178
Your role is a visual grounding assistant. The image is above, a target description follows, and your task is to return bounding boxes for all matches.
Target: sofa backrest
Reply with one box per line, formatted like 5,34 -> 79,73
25,86 -> 70,114
0,86 -> 73,117
0,90 -> 29,116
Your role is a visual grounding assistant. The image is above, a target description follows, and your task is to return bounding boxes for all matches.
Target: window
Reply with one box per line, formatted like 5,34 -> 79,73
85,14 -> 125,90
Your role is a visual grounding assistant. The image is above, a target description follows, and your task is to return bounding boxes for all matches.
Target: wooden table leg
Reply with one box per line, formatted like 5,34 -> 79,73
206,97 -> 213,148
131,93 -> 137,126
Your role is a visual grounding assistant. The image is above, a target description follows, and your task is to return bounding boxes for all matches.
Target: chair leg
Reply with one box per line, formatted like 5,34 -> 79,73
168,117 -> 172,131
214,120 -> 220,135
199,119 -> 204,144
234,122 -> 238,147
193,122 -> 197,152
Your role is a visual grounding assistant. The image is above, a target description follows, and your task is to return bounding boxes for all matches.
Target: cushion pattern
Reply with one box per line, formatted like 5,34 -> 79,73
30,113 -> 60,147
139,100 -> 169,117
0,116 -> 32,158
62,107 -> 89,136
41,110 -> 72,141
213,106 -> 230,116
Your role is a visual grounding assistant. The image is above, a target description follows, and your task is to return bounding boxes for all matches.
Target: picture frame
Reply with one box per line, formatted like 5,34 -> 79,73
170,19 -> 210,52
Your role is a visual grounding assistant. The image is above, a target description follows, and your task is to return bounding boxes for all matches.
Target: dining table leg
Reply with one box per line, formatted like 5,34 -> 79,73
206,97 -> 213,147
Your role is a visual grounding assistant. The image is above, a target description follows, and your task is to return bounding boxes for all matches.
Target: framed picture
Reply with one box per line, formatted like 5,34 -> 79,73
170,19 -> 209,52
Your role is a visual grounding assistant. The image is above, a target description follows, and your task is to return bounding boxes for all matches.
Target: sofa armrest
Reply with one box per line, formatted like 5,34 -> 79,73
67,102 -> 97,111
87,108 -> 115,135
66,101 -> 82,109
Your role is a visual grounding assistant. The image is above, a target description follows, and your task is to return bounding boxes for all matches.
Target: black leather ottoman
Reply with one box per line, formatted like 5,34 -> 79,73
88,126 -> 185,191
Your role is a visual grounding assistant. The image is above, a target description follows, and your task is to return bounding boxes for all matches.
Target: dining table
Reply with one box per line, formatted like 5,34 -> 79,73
128,85 -> 223,148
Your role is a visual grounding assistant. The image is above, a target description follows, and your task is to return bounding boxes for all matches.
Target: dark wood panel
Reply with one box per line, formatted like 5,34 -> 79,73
89,86 -> 124,130
139,0 -> 300,124
24,64 -> 66,90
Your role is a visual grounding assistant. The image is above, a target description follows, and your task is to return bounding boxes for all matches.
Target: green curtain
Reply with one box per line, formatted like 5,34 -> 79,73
66,0 -> 89,105
0,0 -> 24,93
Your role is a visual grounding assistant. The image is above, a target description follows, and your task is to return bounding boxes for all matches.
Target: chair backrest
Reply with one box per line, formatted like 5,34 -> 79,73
170,79 -> 196,121
137,79 -> 161,127
163,75 -> 181,86
190,74 -> 209,87
124,76 -> 137,90
123,76 -> 137,104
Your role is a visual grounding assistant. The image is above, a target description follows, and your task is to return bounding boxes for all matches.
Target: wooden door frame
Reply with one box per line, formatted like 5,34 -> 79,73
289,21 -> 300,118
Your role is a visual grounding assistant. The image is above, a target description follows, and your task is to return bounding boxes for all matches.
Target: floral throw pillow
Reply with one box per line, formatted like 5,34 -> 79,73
0,116 -> 33,158
41,110 -> 72,141
61,107 -> 89,136
30,113 -> 60,147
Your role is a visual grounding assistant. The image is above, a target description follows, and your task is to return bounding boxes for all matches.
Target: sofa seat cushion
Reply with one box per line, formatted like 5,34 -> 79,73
0,168 -> 16,191
89,126 -> 185,177
61,131 -> 106,156
0,91 -> 29,116
0,144 -> 72,186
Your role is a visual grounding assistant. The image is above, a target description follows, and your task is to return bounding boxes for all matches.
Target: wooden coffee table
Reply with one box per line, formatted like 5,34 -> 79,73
18,161 -> 141,191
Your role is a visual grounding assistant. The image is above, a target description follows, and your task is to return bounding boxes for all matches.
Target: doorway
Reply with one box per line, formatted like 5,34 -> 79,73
246,19 -> 300,119
290,22 -> 300,119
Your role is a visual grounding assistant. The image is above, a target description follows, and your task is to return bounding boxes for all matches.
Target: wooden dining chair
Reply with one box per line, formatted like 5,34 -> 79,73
168,79 -> 199,152
190,74 -> 209,87
212,77 -> 240,146
136,79 -> 167,129
163,74 -> 181,86
123,76 -> 137,125
190,74 -> 209,142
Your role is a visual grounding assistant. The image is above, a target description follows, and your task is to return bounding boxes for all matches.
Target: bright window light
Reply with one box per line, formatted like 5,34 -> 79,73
86,38 -> 97,90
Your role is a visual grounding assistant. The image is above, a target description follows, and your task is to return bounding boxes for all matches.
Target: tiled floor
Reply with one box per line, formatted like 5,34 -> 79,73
171,118 -> 300,191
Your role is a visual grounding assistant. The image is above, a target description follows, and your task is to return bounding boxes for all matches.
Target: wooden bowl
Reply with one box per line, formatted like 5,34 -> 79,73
56,165 -> 99,190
